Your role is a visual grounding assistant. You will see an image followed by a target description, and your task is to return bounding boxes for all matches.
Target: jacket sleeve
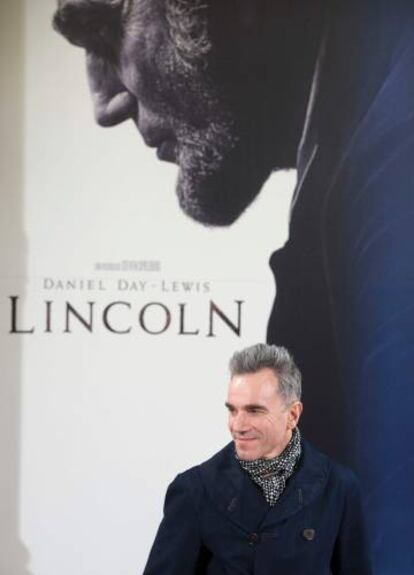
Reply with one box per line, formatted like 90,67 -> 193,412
143,472 -> 209,575
330,472 -> 373,575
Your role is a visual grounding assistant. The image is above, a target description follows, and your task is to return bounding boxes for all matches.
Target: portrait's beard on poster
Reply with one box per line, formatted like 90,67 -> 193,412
174,118 -> 275,227
134,44 -> 276,228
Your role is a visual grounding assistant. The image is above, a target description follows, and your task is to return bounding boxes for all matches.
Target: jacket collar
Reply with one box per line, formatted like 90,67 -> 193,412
198,440 -> 330,534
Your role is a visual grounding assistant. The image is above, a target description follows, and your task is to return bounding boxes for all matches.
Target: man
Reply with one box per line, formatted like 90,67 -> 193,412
53,2 -> 414,572
143,343 -> 372,575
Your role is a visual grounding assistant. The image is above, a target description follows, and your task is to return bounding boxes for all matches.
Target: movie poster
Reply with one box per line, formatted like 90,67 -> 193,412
2,1 -> 414,574
0,1 -> 294,574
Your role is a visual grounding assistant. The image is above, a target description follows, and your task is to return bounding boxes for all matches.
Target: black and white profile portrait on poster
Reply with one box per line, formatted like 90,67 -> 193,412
0,1 -> 294,574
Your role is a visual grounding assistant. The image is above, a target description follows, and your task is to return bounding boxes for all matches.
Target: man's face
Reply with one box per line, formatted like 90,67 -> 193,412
226,368 -> 302,461
53,0 -> 278,226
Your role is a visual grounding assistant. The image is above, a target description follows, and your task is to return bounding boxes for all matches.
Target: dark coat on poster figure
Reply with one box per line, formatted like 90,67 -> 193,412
267,2 -> 414,570
143,441 -> 372,575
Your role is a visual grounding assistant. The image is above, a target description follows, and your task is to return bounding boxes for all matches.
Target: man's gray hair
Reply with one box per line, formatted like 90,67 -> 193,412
229,343 -> 302,403
165,0 -> 211,66
52,0 -> 210,63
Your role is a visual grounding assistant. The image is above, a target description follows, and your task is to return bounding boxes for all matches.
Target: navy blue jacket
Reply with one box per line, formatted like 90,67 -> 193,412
143,440 -> 372,574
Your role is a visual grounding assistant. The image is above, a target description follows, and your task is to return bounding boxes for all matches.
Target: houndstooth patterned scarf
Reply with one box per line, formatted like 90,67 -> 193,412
237,427 -> 302,506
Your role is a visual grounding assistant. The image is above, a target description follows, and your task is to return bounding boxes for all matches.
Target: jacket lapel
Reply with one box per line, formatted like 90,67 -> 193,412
259,440 -> 330,530
199,442 -> 269,534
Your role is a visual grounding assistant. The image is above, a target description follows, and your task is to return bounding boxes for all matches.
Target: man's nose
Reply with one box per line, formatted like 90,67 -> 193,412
232,411 -> 249,432
86,53 -> 137,127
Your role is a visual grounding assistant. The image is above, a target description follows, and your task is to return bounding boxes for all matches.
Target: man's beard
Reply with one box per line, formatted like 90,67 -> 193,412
173,114 -> 274,227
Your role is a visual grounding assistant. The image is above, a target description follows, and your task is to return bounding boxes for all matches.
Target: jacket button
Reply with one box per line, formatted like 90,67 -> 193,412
302,528 -> 316,541
247,533 -> 260,545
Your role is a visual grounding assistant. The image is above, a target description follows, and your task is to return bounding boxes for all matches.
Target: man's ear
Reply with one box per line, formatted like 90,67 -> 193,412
288,401 -> 303,430
53,0 -> 123,56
